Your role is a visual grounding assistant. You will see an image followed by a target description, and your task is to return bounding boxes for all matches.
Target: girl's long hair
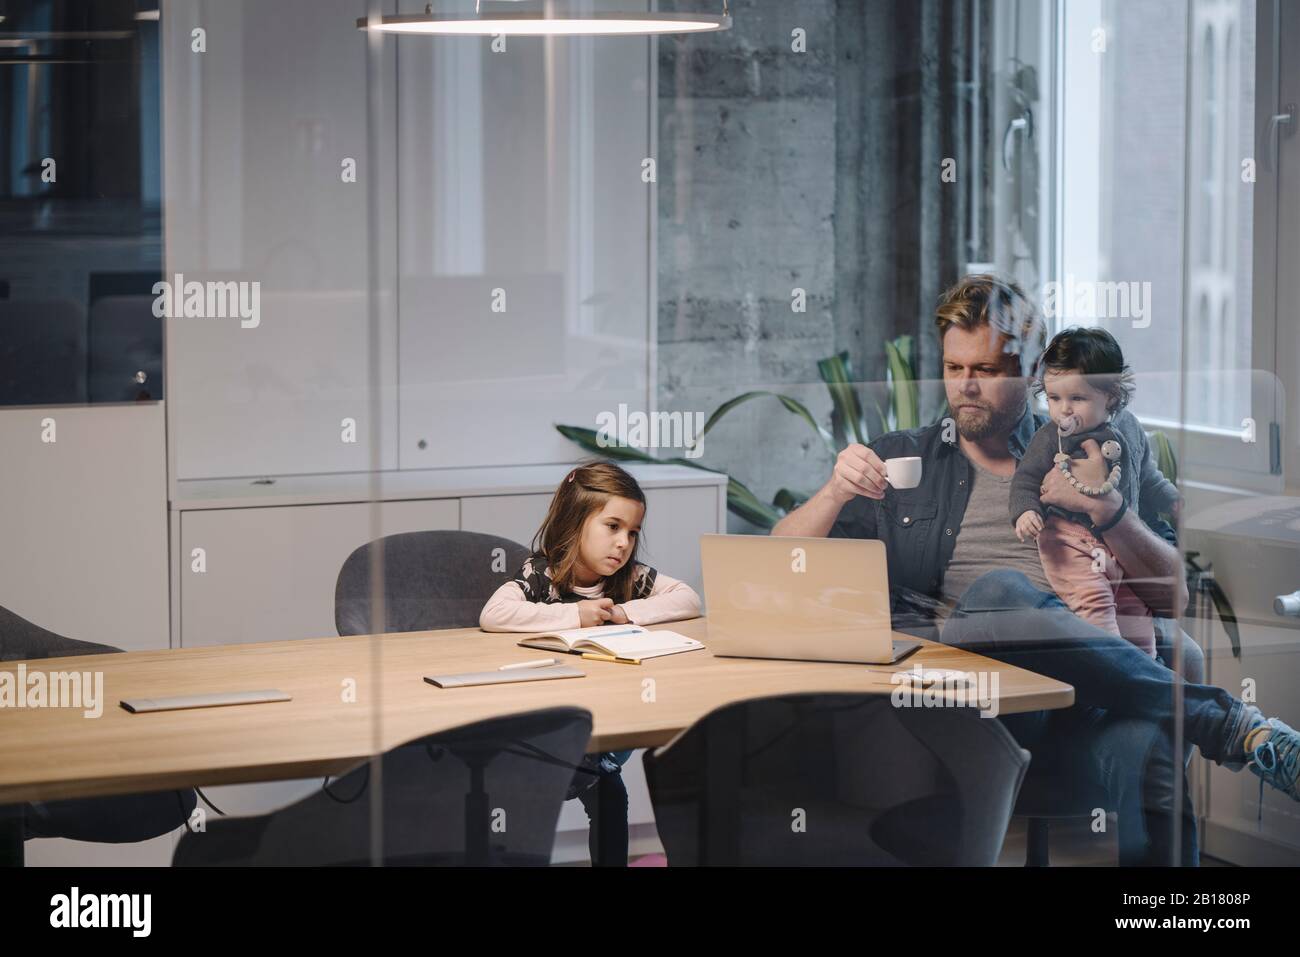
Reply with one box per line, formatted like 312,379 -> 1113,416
532,461 -> 647,603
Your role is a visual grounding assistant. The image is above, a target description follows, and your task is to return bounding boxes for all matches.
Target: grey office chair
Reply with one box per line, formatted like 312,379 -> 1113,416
0,603 -> 197,866
334,530 -> 531,636
172,707 -> 592,866
643,693 -> 1031,866
0,603 -> 126,663
1015,764 -> 1111,867
331,531 -> 611,861
1014,620 -> 1203,866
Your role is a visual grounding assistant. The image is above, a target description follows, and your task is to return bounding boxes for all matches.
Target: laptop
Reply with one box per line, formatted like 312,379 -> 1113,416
699,534 -> 922,665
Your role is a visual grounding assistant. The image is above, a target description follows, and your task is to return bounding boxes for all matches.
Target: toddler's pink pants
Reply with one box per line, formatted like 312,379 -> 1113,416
1037,514 -> 1156,657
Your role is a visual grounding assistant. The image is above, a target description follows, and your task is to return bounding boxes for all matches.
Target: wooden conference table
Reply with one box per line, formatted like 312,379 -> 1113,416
0,617 -> 1073,808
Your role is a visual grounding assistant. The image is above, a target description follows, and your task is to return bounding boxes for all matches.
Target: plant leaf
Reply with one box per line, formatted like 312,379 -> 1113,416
1147,429 -> 1180,526
722,476 -> 783,528
895,333 -> 916,375
816,352 -> 868,446
885,335 -> 920,431
773,487 -> 814,513
1147,429 -> 1178,487
553,425 -> 661,463
694,390 -> 836,458
1183,552 -> 1242,661
554,424 -> 781,527
868,396 -> 890,436
1206,577 -> 1243,660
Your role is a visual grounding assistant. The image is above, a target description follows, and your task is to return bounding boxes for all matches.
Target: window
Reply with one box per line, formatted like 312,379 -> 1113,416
0,0 -> 164,406
1044,0 -> 1258,448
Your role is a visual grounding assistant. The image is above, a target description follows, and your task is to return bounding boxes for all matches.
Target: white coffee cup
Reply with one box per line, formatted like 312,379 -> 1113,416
884,456 -> 923,490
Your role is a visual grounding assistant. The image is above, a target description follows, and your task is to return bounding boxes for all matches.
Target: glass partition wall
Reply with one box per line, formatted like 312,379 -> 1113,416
654,0 -> 1299,867
4,0 -> 1297,868
0,0 -> 163,407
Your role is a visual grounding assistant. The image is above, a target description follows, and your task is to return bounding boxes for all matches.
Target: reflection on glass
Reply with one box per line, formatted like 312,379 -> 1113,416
0,0 -> 162,406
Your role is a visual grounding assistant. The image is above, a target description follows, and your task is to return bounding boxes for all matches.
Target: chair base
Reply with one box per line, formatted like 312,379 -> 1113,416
0,805 -> 23,867
1025,817 -> 1051,867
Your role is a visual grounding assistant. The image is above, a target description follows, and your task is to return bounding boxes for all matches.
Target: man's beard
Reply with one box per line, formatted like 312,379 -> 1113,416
954,399 -> 1025,440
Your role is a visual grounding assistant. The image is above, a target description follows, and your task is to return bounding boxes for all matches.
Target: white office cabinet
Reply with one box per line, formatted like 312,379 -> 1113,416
395,6 -> 653,470
162,0 -> 400,479
639,485 -> 717,599
459,493 -> 551,552
173,464 -> 723,648
164,0 -> 655,481
179,498 -> 459,648
165,290 -> 400,480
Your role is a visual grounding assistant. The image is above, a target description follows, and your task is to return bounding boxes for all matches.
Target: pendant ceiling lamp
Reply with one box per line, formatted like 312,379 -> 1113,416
357,1 -> 731,37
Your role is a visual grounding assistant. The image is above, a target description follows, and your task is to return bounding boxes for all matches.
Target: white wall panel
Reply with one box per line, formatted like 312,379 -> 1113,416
0,404 -> 168,652
163,0 -> 399,479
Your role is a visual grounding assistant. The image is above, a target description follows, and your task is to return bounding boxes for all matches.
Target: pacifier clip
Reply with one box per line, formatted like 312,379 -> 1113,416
1054,416 -> 1122,497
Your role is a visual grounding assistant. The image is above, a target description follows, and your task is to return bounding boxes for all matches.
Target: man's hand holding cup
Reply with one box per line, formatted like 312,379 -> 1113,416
824,445 -> 922,505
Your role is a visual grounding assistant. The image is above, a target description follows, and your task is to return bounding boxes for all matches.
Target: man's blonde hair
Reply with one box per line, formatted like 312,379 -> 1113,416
934,274 -> 1046,376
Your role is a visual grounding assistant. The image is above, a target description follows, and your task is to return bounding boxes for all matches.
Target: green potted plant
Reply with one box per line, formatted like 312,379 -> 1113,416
556,335 -> 923,529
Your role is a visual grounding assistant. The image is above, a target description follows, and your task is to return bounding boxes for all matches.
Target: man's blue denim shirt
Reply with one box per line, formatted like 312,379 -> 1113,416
828,404 -> 1177,624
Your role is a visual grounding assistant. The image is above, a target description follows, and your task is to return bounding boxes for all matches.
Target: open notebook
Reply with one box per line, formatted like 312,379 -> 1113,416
518,624 -> 704,661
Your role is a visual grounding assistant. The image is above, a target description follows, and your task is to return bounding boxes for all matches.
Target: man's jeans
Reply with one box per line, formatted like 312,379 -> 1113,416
935,570 -> 1259,866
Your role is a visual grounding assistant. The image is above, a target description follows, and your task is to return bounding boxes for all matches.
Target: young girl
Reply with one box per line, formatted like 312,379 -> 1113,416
479,460 -> 702,866
1009,327 -> 1181,656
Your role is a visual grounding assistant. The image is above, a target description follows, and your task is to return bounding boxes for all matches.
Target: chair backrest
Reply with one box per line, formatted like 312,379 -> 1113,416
0,604 -> 124,661
643,693 -> 1031,866
334,530 -> 531,636
173,706 -> 592,866
0,604 -> 198,846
